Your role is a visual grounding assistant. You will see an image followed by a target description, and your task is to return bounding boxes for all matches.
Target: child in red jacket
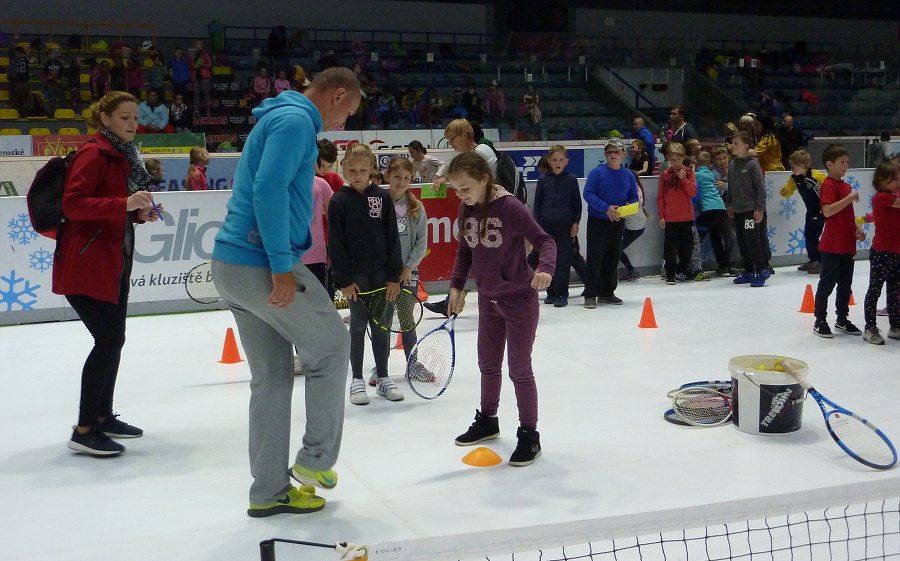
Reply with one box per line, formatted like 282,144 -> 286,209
657,142 -> 698,284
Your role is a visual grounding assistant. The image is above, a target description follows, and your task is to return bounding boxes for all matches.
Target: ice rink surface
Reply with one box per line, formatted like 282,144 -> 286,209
2,266 -> 898,561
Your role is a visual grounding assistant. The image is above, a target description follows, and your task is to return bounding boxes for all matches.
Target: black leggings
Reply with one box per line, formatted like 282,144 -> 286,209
65,266 -> 131,428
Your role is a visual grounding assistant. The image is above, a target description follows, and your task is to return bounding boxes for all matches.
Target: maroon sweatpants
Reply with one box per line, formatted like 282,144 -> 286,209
476,290 -> 540,428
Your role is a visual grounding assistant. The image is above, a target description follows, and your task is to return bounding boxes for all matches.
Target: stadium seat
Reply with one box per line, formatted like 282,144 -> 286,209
29,127 -> 52,135
0,108 -> 19,120
59,127 -> 81,135
81,108 -> 93,120
54,109 -> 76,119
1,128 -> 23,135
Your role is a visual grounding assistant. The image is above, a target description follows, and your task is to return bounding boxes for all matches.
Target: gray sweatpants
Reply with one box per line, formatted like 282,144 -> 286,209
211,260 -> 349,504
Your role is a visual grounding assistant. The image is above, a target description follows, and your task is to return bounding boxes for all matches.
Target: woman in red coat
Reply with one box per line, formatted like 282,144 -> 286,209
53,91 -> 162,457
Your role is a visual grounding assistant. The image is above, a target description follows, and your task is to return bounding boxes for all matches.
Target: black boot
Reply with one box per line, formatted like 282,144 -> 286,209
423,297 -> 449,318
455,410 -> 499,446
509,426 -> 541,466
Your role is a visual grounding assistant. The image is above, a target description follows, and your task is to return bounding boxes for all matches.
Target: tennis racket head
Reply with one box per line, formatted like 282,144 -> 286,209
363,287 -> 423,333
672,387 -> 733,427
666,380 -> 733,399
811,390 -> 898,470
185,262 -> 221,304
664,408 -> 691,426
406,315 -> 456,400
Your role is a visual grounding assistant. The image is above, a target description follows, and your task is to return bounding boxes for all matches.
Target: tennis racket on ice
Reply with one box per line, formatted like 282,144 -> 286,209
184,261 -> 221,304
406,314 -> 457,400
357,286 -> 423,333
781,361 -> 897,470
666,380 -> 733,399
671,387 -> 733,427
259,538 -> 368,561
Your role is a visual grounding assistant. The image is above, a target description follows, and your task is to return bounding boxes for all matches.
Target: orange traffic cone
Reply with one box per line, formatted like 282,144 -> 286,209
638,297 -> 658,328
417,280 -> 428,302
849,292 -> 856,306
394,332 -> 403,351
219,327 -> 244,364
799,284 -> 815,313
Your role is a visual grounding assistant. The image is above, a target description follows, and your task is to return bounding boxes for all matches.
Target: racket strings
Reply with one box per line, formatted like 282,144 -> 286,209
185,263 -> 220,304
672,388 -> 733,426
828,413 -> 897,466
408,329 -> 452,397
365,290 -> 422,333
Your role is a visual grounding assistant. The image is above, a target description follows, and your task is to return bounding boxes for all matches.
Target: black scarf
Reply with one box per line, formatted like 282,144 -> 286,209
99,126 -> 151,193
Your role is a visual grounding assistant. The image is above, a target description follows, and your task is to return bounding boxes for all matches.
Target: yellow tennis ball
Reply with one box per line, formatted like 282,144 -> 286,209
756,364 -> 769,371
774,364 -> 785,372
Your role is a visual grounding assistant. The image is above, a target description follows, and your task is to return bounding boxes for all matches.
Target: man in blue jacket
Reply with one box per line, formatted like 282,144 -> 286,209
632,117 -> 656,174
211,67 -> 360,518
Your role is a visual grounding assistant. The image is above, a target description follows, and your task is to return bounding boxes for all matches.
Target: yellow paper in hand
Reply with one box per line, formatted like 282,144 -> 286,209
617,202 -> 639,217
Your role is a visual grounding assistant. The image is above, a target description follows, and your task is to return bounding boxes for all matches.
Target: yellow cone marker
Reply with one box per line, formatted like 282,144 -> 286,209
462,446 -> 502,467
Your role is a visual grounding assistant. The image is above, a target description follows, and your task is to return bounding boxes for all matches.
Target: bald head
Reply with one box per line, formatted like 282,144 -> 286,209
304,67 -> 362,131
633,117 -> 645,129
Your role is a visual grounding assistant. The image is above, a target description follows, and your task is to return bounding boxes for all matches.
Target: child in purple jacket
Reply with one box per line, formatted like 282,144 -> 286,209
446,152 -> 556,467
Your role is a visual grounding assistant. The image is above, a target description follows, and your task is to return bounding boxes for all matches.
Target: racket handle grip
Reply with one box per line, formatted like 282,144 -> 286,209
780,360 -> 812,390
259,540 -> 276,561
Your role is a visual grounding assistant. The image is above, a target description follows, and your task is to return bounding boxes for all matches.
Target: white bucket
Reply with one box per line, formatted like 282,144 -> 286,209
729,355 -> 807,435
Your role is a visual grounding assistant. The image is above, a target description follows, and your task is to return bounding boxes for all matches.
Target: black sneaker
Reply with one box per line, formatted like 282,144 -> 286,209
813,321 -> 834,339
455,410 -> 499,446
97,414 -> 143,438
68,428 -> 125,456
835,318 -> 862,336
598,295 -> 623,305
423,298 -> 449,318
675,273 -> 694,283
509,427 -> 541,467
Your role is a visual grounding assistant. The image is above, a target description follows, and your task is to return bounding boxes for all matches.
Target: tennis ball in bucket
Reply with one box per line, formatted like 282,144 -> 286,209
755,364 -> 769,371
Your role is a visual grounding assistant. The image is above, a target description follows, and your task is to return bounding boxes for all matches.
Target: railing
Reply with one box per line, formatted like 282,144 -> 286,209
0,19 -> 158,46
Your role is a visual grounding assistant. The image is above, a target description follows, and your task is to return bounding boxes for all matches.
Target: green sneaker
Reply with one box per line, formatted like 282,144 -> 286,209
291,463 -> 338,489
247,485 -> 325,517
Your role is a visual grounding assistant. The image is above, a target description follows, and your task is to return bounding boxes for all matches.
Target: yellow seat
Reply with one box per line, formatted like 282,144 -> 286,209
82,108 -> 93,119
29,127 -> 52,135
54,109 -> 77,119
143,58 -> 155,68
0,91 -> 10,101
45,42 -> 61,52
0,56 -> 9,66
59,127 -> 82,135
0,74 -> 7,83
0,108 -> 19,120
79,73 -> 90,83
1,128 -> 23,135
86,127 -> 98,135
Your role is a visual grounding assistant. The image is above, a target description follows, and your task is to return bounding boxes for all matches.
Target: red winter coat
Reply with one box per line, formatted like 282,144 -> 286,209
52,133 -> 135,304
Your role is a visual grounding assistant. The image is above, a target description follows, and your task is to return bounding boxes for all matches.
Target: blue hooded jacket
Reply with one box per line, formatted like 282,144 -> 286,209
213,91 -> 322,273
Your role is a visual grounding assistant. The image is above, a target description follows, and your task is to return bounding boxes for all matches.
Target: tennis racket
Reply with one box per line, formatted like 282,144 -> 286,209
357,286 -> 423,333
259,538 -> 367,561
671,387 -> 733,427
185,261 -> 221,304
663,408 -> 691,427
781,361 -> 897,470
406,314 -> 457,400
666,380 -> 733,399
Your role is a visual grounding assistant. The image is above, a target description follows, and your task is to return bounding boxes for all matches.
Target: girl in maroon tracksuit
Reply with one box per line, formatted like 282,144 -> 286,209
446,152 -> 556,467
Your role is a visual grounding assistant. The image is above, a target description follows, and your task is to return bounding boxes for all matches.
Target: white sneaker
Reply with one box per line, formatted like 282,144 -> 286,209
349,378 -> 369,405
293,355 -> 304,376
376,377 -> 404,401
889,327 -> 900,341
863,328 -> 885,345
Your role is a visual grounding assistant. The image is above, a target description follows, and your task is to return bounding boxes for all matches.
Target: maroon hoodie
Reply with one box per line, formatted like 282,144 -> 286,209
450,188 -> 555,298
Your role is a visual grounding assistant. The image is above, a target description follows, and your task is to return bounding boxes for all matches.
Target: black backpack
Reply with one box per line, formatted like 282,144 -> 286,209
27,140 -> 95,239
482,142 -> 527,204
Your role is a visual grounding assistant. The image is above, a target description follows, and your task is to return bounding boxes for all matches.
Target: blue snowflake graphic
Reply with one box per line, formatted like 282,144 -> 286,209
857,223 -> 872,251
846,175 -> 861,192
7,213 -> 38,246
29,248 -> 53,273
767,225 -> 777,254
765,177 -> 775,200
0,269 -> 41,311
779,198 -> 799,219
786,228 -> 806,255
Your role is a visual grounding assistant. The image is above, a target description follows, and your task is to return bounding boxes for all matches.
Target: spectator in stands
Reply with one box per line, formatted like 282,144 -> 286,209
407,140 -> 444,183
7,40 -> 31,115
274,69 -> 292,95
62,56 -> 82,111
42,48 -> 65,114
426,87 -> 443,129
317,49 -> 340,71
252,66 -> 273,106
109,58 -> 125,92
485,80 -> 506,131
750,116 -> 785,171
189,40 -> 213,116
666,106 -> 697,144
124,58 -> 144,98
167,47 -> 190,100
776,114 -> 806,169
631,117 -> 657,174
169,93 -> 191,132
447,87 -> 468,119
89,60 -> 110,101
462,84 -> 483,124
723,122 -> 739,144
869,132 -> 893,167
400,87 -> 420,127
147,55 -> 166,91
137,89 -> 173,133
376,89 -> 398,129
521,84 -> 542,127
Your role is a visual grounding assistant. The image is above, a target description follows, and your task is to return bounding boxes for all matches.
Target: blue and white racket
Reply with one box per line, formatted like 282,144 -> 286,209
406,314 -> 457,400
782,361 -> 897,470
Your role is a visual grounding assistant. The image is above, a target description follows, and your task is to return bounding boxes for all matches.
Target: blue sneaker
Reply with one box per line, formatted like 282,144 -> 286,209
750,271 -> 768,288
543,295 -> 557,305
553,296 -> 568,307
733,272 -> 754,284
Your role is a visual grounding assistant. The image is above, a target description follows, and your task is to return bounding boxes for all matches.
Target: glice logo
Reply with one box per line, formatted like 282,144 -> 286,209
134,208 -> 222,263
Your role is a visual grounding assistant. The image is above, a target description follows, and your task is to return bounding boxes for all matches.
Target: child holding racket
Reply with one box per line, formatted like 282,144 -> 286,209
862,163 -> 900,345
446,152 -> 556,467
368,156 -> 429,385
328,144 -> 404,404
